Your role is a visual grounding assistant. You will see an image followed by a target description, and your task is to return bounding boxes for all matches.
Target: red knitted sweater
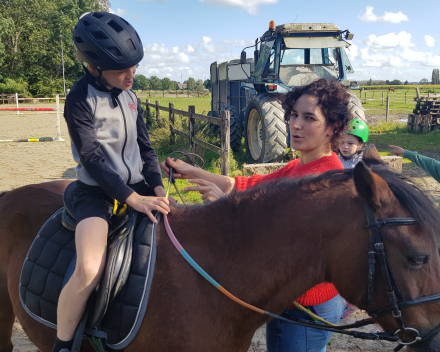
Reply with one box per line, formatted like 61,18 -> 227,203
235,153 -> 343,307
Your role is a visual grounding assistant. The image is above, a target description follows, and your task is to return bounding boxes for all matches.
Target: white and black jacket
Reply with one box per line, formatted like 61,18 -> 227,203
64,71 -> 163,203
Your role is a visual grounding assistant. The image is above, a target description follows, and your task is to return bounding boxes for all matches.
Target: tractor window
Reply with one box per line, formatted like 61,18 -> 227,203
279,47 -> 339,87
280,48 -> 328,65
341,48 -> 354,74
253,40 -> 275,78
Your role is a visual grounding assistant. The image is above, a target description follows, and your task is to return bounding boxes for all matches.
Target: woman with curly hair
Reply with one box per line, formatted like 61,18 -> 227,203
161,78 -> 351,351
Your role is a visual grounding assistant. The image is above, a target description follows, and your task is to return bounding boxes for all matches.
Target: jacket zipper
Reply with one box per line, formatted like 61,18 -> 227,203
115,95 -> 132,184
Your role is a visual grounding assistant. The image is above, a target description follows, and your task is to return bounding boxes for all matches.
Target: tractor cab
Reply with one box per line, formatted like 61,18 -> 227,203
247,22 -> 354,94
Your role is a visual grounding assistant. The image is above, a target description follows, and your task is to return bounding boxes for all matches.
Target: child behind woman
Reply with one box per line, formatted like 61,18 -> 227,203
338,118 -> 369,169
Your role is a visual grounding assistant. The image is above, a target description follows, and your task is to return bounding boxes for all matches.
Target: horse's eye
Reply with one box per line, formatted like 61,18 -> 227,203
407,255 -> 429,266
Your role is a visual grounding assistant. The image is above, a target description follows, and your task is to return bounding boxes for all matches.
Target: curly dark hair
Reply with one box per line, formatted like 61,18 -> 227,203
282,78 -> 351,144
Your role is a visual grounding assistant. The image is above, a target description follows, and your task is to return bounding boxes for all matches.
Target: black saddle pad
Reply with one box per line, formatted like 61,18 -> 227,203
19,208 -> 158,349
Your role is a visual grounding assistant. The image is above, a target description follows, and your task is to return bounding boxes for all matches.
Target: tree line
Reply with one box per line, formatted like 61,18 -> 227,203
358,69 -> 440,86
133,74 -> 211,91
0,0 -> 110,97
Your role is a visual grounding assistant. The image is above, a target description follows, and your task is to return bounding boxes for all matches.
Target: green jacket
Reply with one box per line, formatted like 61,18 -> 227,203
403,150 -> 440,183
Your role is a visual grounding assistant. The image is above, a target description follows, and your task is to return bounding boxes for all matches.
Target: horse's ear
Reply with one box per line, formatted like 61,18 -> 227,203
353,161 -> 393,212
362,143 -> 385,168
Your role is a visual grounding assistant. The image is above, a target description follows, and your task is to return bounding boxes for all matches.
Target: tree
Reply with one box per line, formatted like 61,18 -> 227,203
161,77 -> 174,90
195,79 -> 204,91
390,79 -> 403,85
149,76 -> 162,90
385,80 -> 390,85
420,78 -> 429,85
0,0 -> 110,95
204,79 -> 211,90
133,74 -> 150,90
367,78 -> 372,86
184,77 -> 197,90
432,69 -> 440,85
404,80 -> 409,85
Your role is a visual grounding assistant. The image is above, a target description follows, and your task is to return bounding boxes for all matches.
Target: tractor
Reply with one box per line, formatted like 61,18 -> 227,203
208,22 -> 365,163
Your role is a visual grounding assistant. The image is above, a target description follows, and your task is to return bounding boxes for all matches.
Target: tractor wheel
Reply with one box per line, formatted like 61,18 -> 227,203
244,94 -> 287,164
224,105 -> 243,152
347,91 -> 366,123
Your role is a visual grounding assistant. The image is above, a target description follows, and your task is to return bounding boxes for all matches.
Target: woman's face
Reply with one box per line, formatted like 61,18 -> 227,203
289,94 -> 334,154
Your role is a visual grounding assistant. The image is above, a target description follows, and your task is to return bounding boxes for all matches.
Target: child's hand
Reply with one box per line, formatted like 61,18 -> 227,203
389,145 -> 405,156
125,192 -> 170,223
160,157 -> 197,179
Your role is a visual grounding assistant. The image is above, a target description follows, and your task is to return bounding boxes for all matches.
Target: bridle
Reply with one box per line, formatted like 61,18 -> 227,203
164,153 -> 440,351
364,204 -> 440,351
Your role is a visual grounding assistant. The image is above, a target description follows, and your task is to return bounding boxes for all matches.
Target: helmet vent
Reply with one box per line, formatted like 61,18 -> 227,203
75,36 -> 84,44
107,47 -> 123,58
125,38 -> 136,52
91,31 -> 108,40
107,20 -> 123,33
92,13 -> 104,18
84,51 -> 101,60
120,18 -> 129,25
82,20 -> 92,26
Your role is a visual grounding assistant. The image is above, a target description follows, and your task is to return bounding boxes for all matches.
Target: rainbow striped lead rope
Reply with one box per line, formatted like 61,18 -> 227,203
163,214 -> 264,314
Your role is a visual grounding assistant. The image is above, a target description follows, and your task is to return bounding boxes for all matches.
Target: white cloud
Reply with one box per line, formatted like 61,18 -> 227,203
109,8 -> 127,16
401,48 -> 440,65
138,37 -> 251,80
359,6 -> 408,24
199,0 -> 278,15
345,44 -> 359,61
425,35 -> 435,47
365,31 -> 414,48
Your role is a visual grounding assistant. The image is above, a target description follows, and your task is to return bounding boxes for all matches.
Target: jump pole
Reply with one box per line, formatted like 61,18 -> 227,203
0,94 -> 64,142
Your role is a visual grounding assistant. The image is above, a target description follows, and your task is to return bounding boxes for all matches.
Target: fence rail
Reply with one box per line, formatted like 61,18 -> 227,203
141,99 -> 230,175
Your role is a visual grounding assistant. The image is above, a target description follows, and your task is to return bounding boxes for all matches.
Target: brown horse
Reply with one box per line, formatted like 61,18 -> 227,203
1,163 -> 440,352
389,87 -> 395,92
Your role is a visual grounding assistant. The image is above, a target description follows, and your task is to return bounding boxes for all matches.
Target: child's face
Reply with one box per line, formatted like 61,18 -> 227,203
339,133 -> 362,157
101,66 -> 136,91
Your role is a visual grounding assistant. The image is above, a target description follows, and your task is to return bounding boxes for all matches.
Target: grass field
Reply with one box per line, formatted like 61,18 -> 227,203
354,87 -> 440,117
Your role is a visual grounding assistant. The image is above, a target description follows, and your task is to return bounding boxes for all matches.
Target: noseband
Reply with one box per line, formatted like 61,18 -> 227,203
364,204 -> 440,350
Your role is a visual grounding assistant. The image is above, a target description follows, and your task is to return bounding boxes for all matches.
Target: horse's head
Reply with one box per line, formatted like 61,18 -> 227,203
352,161 -> 440,351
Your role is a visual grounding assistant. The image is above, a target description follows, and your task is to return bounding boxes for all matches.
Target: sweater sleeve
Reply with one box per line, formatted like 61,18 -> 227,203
235,163 -> 292,191
403,150 -> 440,183
65,91 -> 134,203
135,100 -> 163,190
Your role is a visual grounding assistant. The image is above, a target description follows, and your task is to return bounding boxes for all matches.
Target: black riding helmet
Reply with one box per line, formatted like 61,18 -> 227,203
72,12 -> 143,71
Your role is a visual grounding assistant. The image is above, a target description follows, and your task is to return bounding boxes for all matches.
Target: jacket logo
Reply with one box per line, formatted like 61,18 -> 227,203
128,101 -> 136,112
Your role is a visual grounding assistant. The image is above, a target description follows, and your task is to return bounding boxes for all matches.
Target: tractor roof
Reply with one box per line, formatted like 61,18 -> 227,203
262,23 -> 341,37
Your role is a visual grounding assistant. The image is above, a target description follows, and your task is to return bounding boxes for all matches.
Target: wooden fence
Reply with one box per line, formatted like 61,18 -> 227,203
141,99 -> 231,176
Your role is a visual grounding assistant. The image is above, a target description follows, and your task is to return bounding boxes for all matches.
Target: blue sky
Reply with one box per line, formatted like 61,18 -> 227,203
109,0 -> 440,83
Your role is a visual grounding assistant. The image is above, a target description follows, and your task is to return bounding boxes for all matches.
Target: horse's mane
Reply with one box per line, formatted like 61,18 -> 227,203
193,166 -> 440,241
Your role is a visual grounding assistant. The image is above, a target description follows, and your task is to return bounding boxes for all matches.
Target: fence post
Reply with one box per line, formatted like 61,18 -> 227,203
416,87 -> 420,101
364,91 -> 366,104
169,102 -> 175,144
382,92 -> 384,106
163,90 -> 165,98
1,93 -> 3,104
188,105 -> 195,151
220,109 -> 230,176
405,92 -> 407,103
145,99 -> 151,127
386,96 -> 390,122
155,100 -> 161,126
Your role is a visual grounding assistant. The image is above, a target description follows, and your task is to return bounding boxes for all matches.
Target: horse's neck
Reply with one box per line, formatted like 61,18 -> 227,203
171,184 -> 361,314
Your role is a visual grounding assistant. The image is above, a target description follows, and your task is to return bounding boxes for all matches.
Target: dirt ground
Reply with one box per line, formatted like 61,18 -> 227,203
2,106 -> 440,351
